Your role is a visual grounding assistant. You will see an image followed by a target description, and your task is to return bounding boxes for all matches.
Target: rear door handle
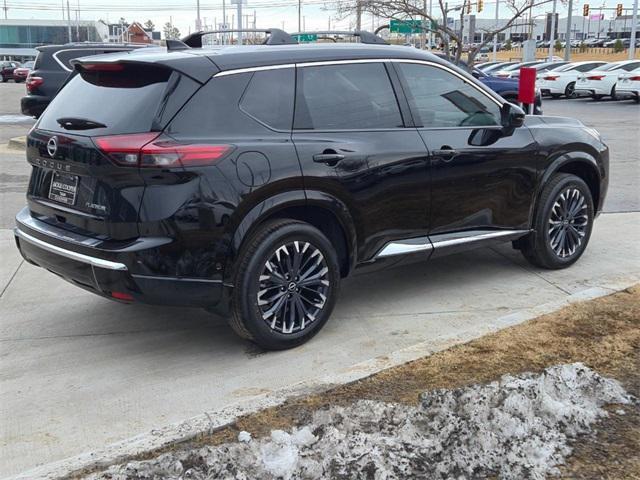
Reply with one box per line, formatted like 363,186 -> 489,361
313,152 -> 345,165
432,147 -> 458,161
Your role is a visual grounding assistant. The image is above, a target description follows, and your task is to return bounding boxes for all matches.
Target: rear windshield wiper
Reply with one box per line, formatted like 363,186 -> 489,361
56,117 -> 107,130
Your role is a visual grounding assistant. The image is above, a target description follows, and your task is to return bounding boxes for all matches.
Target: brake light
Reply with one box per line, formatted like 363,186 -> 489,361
543,75 -> 559,81
81,63 -> 125,72
587,75 -> 605,80
629,75 -> 640,81
93,133 -> 233,168
26,75 -> 43,93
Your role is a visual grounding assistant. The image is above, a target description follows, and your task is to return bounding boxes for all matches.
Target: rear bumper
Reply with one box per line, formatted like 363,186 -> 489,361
21,95 -> 50,118
14,207 -> 229,311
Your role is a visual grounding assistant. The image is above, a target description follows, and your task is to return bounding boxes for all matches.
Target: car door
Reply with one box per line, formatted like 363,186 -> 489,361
292,61 -> 431,262
392,61 -> 539,238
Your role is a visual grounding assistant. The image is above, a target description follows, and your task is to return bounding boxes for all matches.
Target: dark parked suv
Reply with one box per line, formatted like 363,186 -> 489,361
21,42 -> 149,118
14,31 -> 609,349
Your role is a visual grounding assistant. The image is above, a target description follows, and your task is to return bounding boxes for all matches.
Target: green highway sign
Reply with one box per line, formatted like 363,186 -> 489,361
293,33 -> 318,43
389,19 -> 424,34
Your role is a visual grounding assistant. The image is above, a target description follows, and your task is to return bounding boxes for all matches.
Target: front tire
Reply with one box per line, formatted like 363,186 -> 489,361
520,173 -> 594,269
229,219 -> 340,350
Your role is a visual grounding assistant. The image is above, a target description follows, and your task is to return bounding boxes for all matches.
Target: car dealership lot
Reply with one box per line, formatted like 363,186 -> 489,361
1,86 -> 639,476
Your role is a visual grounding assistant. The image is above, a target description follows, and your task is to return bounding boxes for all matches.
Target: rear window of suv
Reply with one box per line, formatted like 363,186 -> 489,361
37,64 -> 198,136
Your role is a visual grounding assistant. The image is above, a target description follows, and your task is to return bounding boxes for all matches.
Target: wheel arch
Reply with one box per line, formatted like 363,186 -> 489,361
536,154 -> 603,222
226,190 -> 357,283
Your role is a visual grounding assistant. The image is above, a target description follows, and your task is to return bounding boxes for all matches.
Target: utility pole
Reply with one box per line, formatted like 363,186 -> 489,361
493,0 -> 499,61
236,0 -> 242,44
222,0 -> 226,44
428,0 -> 433,49
196,0 -> 201,31
548,0 -> 557,61
66,0 -> 72,42
298,0 -> 302,31
4,0 -> 8,20
422,0 -> 427,49
356,0 -> 362,31
630,0 -> 638,59
564,0 -> 573,60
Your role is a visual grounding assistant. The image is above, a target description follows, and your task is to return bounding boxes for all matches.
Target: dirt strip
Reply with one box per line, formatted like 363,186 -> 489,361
85,285 -> 640,479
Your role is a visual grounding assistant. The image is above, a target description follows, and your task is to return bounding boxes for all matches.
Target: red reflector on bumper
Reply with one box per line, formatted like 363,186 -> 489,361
111,291 -> 134,301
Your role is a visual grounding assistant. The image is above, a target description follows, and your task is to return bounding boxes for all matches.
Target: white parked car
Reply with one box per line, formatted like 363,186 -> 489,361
575,60 -> 640,100
492,60 -> 546,78
615,68 -> 640,102
537,61 -> 607,98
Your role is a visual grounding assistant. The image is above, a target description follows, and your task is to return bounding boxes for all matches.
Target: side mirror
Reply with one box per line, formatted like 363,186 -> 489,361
471,69 -> 480,79
500,102 -> 525,137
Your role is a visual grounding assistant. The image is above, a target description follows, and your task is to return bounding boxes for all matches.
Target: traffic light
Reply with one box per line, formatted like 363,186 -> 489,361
477,0 -> 483,12
583,4 -> 589,16
616,3 -> 623,16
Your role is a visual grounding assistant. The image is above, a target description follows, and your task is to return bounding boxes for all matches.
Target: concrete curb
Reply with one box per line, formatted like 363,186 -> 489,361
6,278 -> 638,480
7,136 -> 26,150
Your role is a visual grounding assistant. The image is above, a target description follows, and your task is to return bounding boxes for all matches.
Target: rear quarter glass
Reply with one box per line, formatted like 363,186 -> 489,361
36,64 -> 200,136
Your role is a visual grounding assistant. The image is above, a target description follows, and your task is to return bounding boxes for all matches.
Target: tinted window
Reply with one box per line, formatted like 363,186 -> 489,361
294,63 -> 403,130
398,63 -> 501,128
240,68 -> 294,131
37,65 -> 194,136
622,62 -> 640,71
574,63 -> 602,72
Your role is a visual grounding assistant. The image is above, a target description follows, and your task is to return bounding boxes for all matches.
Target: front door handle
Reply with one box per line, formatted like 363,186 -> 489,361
313,150 -> 345,166
432,146 -> 458,162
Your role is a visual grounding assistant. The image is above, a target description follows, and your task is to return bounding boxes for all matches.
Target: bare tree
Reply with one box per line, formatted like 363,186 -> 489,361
337,0 -> 555,64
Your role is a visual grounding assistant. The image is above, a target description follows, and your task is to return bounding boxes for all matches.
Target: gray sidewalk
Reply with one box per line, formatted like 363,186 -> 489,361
1,211 -> 638,477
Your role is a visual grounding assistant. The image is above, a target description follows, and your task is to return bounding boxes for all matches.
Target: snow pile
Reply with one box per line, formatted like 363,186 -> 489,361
92,363 -> 632,480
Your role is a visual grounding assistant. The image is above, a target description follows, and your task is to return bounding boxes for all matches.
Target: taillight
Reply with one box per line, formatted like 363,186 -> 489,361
629,75 -> 640,81
587,75 -> 605,81
93,133 -> 233,168
543,75 -> 559,81
26,75 -> 43,93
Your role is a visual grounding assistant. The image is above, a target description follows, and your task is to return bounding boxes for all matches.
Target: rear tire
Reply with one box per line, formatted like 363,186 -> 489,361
1,76 -> 7,83
229,219 -> 340,350
610,85 -> 618,100
550,93 -> 562,99
592,94 -> 604,101
520,173 -> 594,270
564,82 -> 576,98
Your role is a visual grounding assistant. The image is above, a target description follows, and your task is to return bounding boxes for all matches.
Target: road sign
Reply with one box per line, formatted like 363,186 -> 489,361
389,19 -> 423,34
293,33 -> 318,43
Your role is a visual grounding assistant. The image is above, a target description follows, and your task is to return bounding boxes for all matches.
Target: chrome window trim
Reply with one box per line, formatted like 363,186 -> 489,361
213,58 -> 503,108
14,227 -> 128,271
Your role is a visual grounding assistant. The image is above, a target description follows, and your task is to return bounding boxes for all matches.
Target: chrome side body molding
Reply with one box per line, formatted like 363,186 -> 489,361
375,229 -> 530,260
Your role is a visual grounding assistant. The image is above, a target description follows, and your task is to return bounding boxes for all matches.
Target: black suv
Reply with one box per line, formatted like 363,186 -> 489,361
21,42 -> 150,118
14,30 -> 609,349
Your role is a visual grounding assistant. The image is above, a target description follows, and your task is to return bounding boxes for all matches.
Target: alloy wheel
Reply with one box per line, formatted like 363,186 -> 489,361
257,241 -> 330,334
548,188 -> 589,258
565,82 -> 576,98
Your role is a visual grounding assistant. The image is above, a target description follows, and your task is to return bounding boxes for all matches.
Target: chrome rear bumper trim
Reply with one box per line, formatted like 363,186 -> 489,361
14,227 -> 128,271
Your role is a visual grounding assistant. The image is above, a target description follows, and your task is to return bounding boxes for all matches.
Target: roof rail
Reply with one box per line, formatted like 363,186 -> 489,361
181,28 -> 297,48
291,30 -> 388,45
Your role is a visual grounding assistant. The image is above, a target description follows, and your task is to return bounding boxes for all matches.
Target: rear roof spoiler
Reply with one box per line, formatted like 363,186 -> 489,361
180,28 -> 297,48
291,30 -> 388,45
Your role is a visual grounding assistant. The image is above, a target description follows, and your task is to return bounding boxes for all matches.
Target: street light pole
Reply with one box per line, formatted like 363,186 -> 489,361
196,0 -> 201,31
548,0 -> 557,61
298,0 -> 302,32
630,0 -> 638,59
493,0 -> 499,61
564,0 -> 573,60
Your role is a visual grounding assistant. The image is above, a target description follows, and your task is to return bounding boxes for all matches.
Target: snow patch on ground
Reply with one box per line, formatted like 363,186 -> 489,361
91,363 -> 632,480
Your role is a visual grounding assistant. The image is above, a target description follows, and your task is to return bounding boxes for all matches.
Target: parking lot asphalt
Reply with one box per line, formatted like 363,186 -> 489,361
1,87 -> 639,476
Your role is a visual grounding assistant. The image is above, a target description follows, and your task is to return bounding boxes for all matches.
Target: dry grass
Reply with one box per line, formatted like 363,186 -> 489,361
84,286 -> 640,478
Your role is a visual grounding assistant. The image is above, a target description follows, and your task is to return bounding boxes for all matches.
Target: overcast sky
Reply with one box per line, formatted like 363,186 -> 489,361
4,0 -> 639,37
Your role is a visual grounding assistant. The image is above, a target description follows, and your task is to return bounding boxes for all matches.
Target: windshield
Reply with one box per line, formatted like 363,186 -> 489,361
593,63 -> 624,71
